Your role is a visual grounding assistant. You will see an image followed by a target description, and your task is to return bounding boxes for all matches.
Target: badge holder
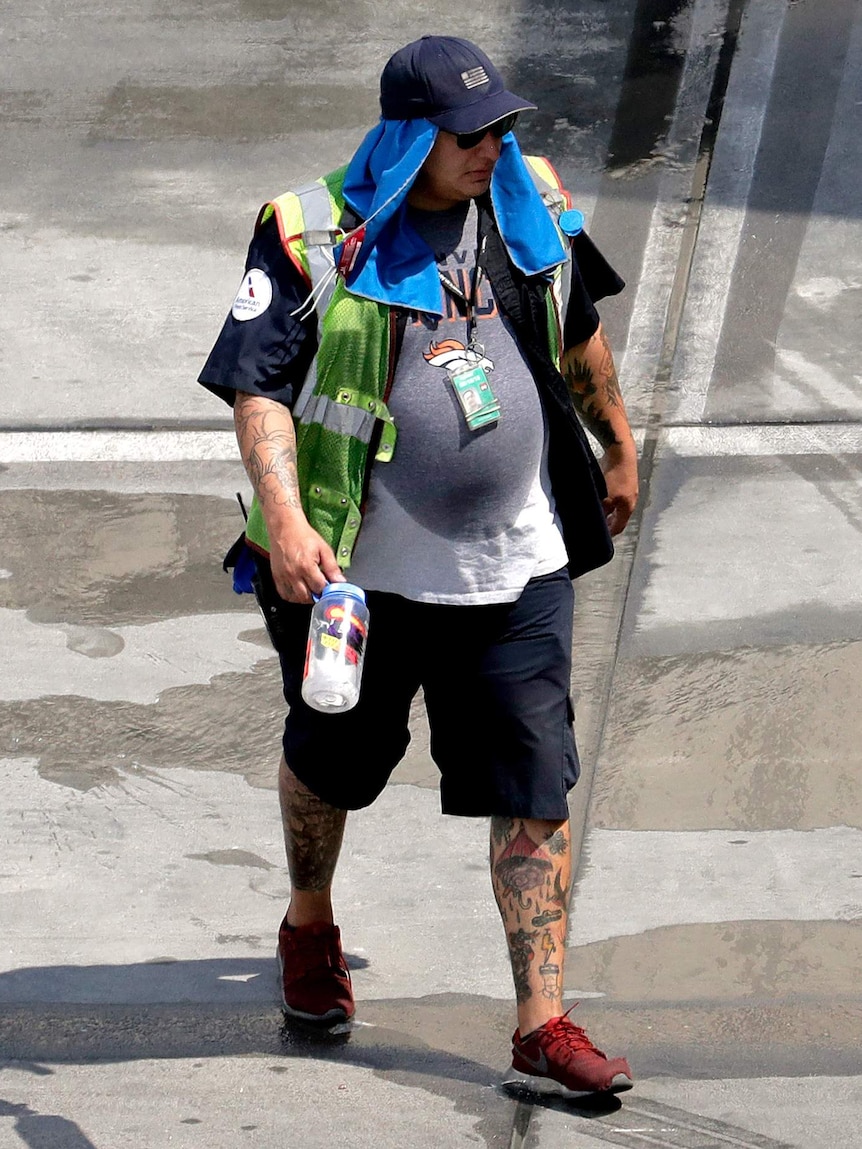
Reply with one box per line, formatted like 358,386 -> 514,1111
439,236 -> 501,432
447,346 -> 500,431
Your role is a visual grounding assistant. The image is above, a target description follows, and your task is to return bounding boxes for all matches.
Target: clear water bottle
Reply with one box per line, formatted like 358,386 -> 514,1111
301,583 -> 369,713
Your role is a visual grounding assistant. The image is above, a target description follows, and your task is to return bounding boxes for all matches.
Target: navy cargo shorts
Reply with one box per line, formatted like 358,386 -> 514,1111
258,563 -> 580,820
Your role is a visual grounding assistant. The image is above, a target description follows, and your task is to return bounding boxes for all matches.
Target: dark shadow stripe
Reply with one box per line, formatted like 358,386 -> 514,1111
605,0 -> 690,172
708,0 -> 856,419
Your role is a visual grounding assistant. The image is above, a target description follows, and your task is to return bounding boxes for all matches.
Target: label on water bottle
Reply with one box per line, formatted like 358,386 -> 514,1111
321,602 -> 367,664
302,585 -> 369,713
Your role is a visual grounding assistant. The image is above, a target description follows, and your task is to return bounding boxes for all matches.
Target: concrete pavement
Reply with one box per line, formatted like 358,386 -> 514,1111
2,0 -> 861,1146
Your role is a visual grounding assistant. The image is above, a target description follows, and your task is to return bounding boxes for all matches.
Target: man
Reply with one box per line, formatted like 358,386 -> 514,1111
200,35 -> 639,1098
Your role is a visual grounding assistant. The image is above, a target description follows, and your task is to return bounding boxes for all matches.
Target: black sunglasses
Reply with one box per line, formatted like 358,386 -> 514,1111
455,113 -> 519,150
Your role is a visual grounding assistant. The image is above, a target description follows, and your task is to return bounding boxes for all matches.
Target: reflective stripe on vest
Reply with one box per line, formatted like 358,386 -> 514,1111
523,155 -> 573,361
294,180 -> 343,323
264,177 -> 348,421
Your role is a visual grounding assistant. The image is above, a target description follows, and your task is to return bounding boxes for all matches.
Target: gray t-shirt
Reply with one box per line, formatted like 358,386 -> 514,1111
347,200 -> 567,604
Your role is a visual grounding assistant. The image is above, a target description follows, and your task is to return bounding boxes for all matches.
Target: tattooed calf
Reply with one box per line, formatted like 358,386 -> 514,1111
531,908 -> 563,928
550,869 -> 569,909
494,827 -> 553,910
508,928 -> 539,1004
546,830 -> 568,856
539,932 -> 560,1000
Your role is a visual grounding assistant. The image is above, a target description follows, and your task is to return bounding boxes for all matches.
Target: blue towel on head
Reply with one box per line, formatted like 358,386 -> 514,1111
339,119 -> 567,314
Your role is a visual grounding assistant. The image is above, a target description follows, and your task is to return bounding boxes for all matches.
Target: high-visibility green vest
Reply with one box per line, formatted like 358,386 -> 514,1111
245,157 -> 573,567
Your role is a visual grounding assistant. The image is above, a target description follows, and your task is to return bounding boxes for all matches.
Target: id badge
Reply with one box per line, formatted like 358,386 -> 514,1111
447,362 -> 500,431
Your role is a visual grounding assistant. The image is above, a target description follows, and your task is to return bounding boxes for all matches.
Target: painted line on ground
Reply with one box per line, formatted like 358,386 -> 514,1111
0,431 -> 238,462
538,1095 -> 799,1149
1,424 -> 859,465
662,422 -> 862,456
0,764 -> 509,1002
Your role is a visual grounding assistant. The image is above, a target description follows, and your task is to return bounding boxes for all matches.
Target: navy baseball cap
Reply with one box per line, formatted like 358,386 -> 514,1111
380,36 -> 536,134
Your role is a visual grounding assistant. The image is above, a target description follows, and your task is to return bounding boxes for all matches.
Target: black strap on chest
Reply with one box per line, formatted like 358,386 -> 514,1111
476,199 -> 613,578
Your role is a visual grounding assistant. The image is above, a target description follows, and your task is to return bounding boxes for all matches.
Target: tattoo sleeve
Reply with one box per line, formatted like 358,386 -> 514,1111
234,392 -> 303,513
562,326 -> 626,450
280,766 -> 346,892
491,818 -> 572,1008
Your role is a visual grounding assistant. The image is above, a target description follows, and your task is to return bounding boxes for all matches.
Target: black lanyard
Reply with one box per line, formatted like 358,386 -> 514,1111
438,234 -> 488,350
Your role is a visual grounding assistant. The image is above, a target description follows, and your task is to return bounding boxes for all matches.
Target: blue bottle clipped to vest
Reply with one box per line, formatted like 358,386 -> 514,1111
301,583 -> 370,713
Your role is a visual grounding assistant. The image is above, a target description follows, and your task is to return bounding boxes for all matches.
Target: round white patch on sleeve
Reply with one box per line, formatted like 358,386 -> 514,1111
231,268 -> 273,321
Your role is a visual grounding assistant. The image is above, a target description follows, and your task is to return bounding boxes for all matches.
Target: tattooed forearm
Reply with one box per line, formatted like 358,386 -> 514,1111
595,326 -> 623,408
234,393 -> 303,512
279,763 -> 346,891
563,325 -> 627,450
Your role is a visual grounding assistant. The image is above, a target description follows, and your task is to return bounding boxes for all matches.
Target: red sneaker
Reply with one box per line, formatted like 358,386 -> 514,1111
277,918 -> 355,1025
508,1008 -> 632,1097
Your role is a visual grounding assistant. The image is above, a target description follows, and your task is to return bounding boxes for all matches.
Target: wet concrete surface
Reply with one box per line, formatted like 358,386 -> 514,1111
3,0 -> 862,1145
565,920 -> 862,1002
590,641 -> 862,829
0,489 -> 245,626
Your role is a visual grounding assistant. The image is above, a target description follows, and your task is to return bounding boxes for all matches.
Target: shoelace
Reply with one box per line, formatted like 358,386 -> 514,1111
540,1006 -> 607,1059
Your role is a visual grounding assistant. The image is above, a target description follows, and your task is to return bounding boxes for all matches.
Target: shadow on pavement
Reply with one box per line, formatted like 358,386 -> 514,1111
0,955 -> 641,1149
0,1100 -> 100,1149
0,957 -> 504,1084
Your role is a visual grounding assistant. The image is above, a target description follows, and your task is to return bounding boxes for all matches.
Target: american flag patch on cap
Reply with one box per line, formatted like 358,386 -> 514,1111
461,66 -> 489,89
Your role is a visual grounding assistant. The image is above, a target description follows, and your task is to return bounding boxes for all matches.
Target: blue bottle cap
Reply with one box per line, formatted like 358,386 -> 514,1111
558,209 -> 585,237
322,581 -> 366,603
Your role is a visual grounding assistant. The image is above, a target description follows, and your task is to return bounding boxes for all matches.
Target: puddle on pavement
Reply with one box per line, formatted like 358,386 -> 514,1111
0,488 -> 440,793
591,640 -> 862,830
566,919 -> 862,1003
0,668 -> 438,794
0,489 -> 245,626
164,0 -> 354,22
186,849 -> 276,870
0,488 -> 269,788
0,661 -> 284,791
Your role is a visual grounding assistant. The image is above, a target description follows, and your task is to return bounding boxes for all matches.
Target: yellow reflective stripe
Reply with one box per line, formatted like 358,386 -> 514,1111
523,155 -> 571,350
266,191 -> 311,280
524,154 -> 558,193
